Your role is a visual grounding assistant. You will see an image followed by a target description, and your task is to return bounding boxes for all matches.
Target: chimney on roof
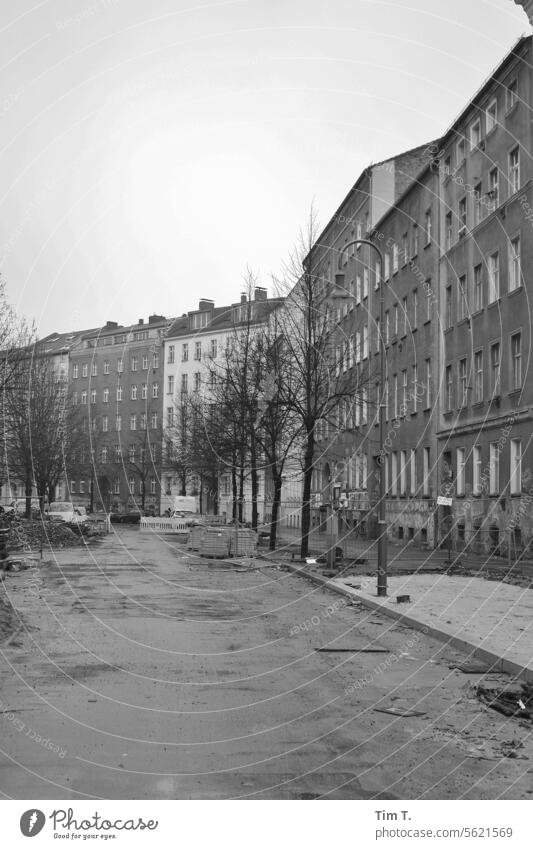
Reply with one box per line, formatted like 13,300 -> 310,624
199,299 -> 214,311
254,286 -> 267,301
148,314 -> 165,324
105,321 -> 118,328
240,293 -> 247,304
138,319 -> 144,325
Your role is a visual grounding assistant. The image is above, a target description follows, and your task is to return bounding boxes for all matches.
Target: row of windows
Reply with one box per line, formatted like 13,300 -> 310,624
69,477 -> 158,495
72,353 -> 159,378
170,339 -> 219,363
445,237 -> 521,326
453,438 -> 522,497
73,383 -> 159,404
98,413 -> 159,432
444,333 -> 521,411
444,149 -> 521,247
384,447 -> 432,497
444,78 -> 519,174
316,392 -> 369,439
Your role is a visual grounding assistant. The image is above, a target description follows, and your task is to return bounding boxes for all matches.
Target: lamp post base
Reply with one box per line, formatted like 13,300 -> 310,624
377,523 -> 388,597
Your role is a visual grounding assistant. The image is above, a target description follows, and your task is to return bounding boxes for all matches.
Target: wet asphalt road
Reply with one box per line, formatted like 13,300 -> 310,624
0,527 -> 532,799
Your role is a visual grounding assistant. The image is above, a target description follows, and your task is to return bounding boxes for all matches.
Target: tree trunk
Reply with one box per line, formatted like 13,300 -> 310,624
269,472 -> 283,551
250,435 -> 258,530
238,467 -> 245,523
199,478 -> 203,515
300,433 -> 314,558
25,476 -> 33,519
231,467 -> 237,520
141,480 -> 146,510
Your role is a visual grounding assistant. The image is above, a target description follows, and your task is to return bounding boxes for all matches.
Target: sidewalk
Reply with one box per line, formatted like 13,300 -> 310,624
281,561 -> 533,683
274,527 -> 533,578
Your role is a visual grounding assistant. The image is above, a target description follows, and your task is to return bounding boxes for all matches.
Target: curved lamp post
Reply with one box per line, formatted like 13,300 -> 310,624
329,238 -> 388,597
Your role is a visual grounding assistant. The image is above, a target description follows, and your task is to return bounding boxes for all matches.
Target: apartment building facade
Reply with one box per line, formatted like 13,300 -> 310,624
436,34 -> 533,554
67,315 -> 170,514
309,145 -> 437,539
162,290 -> 285,520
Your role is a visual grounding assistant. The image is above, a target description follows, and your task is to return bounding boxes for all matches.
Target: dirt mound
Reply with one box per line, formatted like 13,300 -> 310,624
5,519 -> 85,550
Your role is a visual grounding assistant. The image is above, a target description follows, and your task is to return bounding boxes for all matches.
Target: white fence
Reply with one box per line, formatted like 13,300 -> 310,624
140,517 -> 189,533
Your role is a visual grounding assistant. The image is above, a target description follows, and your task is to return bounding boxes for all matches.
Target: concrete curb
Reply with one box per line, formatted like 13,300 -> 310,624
282,562 -> 533,684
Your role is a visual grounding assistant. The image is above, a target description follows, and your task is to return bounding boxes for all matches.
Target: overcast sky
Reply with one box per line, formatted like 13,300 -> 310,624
0,0 -> 528,337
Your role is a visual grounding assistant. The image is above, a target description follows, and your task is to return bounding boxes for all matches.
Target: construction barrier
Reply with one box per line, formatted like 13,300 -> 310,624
199,528 -> 231,558
229,528 -> 258,556
187,525 -> 205,550
140,517 -> 188,533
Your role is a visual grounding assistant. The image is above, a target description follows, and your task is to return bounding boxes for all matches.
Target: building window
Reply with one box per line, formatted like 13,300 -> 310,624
140,413 -> 146,430
181,374 -> 188,394
506,78 -> 518,111
72,392 -> 78,405
508,146 -> 520,195
402,297 -> 407,336
509,235 -> 521,291
488,252 -> 499,302
474,182 -> 483,225
393,304 -> 399,337
410,449 -> 416,494
81,391 -> 87,405
114,445 -> 121,462
194,372 -> 201,392
459,197 -> 467,233
152,382 -> 159,398
116,385 -> 123,401
141,383 -> 147,399
71,480 -> 76,493
425,359 -> 431,408
412,363 -> 418,412
456,136 -> 466,166
474,350 -> 483,403
445,212 -> 452,250
103,360 -> 110,375
425,280 -> 432,321
385,378 -> 389,421
393,374 -> 398,419
142,355 -> 148,369
72,364 -> 79,378
90,389 -> 96,404
129,445 -> 136,463
355,274 -> 361,304
489,442 -> 500,494
131,355 -> 138,372
510,438 -> 522,494
511,331 -> 522,390
384,252 -> 390,280
473,264 -> 483,311
101,446 -> 108,463
168,375 -> 174,394
362,324 -> 368,359
402,232 -> 408,265
167,345 -> 175,364
91,363 -> 97,377
456,448 -> 466,495
413,289 -> 418,328
385,311 -> 390,344
151,412 -> 158,429
102,415 -> 108,432
399,450 -> 407,495
117,358 -> 123,373
167,407 -> 174,427
392,243 -> 399,274
194,341 -> 202,361
459,358 -> 468,406
473,445 -> 482,495
115,415 -> 122,431
486,98 -> 498,133
490,342 -> 500,395
488,167 -> 499,211
445,285 -> 453,329
445,365 -> 453,411
425,209 -> 432,245
128,477 -> 135,495
423,447 -> 430,496
391,452 -> 398,496
469,118 -> 481,150
153,353 -> 159,369
458,275 -> 468,320
412,224 -> 419,257
113,478 -> 120,494
81,363 -> 88,378
210,339 -> 217,358
150,478 -> 156,495
131,384 -> 137,400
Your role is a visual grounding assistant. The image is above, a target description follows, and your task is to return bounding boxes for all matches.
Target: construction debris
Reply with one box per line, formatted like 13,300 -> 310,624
374,707 -> 427,718
477,683 -> 533,721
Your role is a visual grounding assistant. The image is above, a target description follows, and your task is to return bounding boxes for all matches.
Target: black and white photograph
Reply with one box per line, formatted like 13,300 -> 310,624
1,0 -> 532,843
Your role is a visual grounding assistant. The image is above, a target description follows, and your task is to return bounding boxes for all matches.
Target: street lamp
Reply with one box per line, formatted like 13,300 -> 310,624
329,238 -> 388,597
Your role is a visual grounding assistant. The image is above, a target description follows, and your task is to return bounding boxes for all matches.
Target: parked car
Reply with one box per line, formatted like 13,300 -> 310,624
47,502 -> 88,525
110,510 -> 143,524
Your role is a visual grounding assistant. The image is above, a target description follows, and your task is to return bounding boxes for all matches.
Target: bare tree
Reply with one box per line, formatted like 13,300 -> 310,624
273,207 -> 373,558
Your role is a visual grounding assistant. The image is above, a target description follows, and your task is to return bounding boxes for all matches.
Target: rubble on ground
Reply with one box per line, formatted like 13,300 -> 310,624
3,518 -> 100,551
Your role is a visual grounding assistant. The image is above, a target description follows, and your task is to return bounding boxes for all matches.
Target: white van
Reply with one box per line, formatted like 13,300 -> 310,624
47,502 -> 87,525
